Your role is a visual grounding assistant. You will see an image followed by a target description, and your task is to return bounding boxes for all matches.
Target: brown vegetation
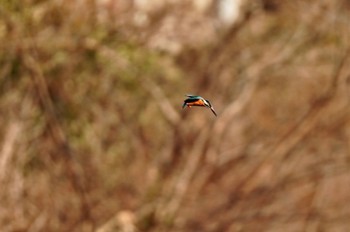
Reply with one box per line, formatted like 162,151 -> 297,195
1,0 -> 350,231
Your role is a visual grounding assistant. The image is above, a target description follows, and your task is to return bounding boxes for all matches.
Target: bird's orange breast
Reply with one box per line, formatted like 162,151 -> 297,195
187,99 -> 205,107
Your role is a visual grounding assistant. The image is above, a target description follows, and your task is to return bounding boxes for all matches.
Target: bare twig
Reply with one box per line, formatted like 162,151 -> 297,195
157,128 -> 209,221
238,45 -> 350,193
96,211 -> 136,232
143,79 -> 180,126
22,51 -> 93,227
0,122 -> 21,182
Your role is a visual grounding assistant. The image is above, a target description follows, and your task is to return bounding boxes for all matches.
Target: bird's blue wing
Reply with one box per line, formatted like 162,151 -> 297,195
186,94 -> 201,99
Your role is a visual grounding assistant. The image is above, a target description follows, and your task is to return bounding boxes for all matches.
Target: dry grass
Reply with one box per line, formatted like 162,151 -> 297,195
1,0 -> 350,231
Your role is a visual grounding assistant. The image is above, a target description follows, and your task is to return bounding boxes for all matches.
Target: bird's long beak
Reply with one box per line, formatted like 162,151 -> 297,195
210,107 -> 217,116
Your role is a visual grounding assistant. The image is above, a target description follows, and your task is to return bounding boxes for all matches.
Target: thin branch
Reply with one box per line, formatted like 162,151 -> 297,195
143,79 -> 180,126
236,44 -> 350,193
157,128 -> 209,221
0,122 -> 21,183
22,52 -> 93,226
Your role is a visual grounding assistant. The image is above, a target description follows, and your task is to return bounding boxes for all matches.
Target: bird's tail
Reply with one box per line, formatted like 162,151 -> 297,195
210,107 -> 217,116
182,102 -> 187,109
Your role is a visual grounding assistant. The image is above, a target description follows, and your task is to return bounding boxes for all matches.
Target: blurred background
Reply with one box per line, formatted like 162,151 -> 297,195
1,0 -> 350,231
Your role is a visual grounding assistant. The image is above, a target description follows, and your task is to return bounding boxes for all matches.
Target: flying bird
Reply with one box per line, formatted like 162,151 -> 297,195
182,95 -> 217,116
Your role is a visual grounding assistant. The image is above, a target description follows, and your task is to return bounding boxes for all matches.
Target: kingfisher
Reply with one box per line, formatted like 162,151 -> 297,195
182,95 -> 217,116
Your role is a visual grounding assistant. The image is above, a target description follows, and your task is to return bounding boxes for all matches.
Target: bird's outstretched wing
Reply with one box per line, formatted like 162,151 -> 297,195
185,94 -> 202,99
183,97 -> 202,108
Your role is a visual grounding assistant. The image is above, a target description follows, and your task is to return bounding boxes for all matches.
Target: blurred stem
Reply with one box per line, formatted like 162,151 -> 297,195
22,50 -> 94,227
0,122 -> 21,183
143,79 -> 180,126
